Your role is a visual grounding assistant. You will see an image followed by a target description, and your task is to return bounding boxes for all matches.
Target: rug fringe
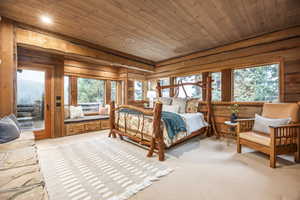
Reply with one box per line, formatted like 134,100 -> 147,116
107,168 -> 173,200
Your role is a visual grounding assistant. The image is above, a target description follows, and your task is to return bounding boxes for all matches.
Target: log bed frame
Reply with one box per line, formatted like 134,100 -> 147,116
109,75 -> 216,161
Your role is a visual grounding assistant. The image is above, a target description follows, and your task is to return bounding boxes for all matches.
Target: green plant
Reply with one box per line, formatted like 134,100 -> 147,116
228,104 -> 239,114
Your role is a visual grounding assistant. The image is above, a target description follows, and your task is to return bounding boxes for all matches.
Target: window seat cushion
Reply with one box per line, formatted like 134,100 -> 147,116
64,115 -> 109,124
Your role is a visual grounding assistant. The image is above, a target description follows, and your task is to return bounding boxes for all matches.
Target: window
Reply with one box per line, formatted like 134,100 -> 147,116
64,76 -> 69,105
176,75 -> 202,98
111,81 -> 117,102
211,72 -> 221,101
234,64 -> 279,102
134,80 -> 143,101
77,78 -> 105,113
159,78 -> 170,97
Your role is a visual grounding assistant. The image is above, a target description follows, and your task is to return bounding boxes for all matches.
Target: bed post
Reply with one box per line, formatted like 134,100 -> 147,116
156,80 -> 162,97
109,101 -> 116,138
147,102 -> 164,161
206,74 -> 215,137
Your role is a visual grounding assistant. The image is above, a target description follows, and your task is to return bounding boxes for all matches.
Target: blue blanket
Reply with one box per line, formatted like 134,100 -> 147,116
118,109 -> 186,139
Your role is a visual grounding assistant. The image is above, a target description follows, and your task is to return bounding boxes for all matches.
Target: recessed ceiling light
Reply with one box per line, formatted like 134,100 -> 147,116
40,15 -> 53,24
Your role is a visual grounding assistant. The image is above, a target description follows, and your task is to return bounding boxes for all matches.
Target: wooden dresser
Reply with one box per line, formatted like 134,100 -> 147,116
64,115 -> 110,136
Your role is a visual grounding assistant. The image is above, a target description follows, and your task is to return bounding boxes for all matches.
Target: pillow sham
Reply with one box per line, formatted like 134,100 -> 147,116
70,106 -> 84,119
157,97 -> 172,105
99,107 -> 109,115
172,98 -> 187,113
0,117 -> 20,143
163,105 -> 179,113
252,114 -> 291,134
186,99 -> 199,113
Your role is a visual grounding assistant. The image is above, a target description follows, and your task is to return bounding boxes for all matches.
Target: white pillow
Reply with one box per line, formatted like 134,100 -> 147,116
163,105 -> 179,113
172,98 -> 187,113
252,114 -> 291,134
70,106 -> 84,119
157,97 -> 172,105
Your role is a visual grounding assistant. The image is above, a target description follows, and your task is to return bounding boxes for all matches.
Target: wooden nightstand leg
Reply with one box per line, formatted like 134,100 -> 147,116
237,137 -> 241,153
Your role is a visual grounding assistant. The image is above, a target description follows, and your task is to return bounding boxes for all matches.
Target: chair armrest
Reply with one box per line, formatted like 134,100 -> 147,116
269,124 -> 300,146
236,118 -> 255,134
269,124 -> 300,129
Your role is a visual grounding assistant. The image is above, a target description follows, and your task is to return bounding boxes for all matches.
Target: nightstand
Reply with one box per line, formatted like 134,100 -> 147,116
224,121 -> 239,138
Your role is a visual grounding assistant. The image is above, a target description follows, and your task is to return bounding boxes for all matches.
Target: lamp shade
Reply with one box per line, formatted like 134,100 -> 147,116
147,90 -> 157,98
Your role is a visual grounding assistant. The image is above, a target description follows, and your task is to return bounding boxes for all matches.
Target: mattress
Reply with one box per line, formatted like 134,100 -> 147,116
115,112 -> 208,148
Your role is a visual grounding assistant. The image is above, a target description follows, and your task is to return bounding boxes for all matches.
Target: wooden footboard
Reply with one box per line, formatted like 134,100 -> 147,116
109,101 -> 165,161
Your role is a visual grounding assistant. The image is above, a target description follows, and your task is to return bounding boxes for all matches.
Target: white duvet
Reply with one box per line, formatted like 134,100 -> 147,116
179,112 -> 208,134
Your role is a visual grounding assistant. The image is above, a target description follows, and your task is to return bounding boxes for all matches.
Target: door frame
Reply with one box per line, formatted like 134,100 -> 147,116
17,64 -> 54,139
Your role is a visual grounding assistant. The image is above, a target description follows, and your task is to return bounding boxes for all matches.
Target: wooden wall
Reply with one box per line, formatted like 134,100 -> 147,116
0,18 -> 16,117
151,26 -> 300,103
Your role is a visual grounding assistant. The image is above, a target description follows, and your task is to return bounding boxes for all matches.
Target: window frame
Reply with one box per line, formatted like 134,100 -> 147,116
175,74 -> 203,99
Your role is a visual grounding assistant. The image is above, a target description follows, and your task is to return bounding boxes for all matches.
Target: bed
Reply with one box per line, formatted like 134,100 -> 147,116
109,75 -> 216,161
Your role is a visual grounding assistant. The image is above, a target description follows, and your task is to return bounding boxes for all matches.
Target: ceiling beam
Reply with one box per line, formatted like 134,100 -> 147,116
15,27 -> 155,72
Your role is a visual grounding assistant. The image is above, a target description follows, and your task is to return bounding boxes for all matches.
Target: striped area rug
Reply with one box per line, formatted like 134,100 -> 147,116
37,136 -> 173,200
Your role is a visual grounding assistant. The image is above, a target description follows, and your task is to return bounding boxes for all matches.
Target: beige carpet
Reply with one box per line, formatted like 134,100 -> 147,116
37,131 -> 300,200
37,133 -> 172,200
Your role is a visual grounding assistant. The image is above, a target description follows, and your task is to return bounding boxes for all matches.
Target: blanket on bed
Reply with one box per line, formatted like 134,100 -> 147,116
118,109 -> 186,139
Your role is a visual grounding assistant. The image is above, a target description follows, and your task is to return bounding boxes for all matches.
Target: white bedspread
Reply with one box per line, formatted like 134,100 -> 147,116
179,112 -> 208,134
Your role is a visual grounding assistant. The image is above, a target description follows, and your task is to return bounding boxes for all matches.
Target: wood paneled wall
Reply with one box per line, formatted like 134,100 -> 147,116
0,18 -> 16,117
151,26 -> 300,103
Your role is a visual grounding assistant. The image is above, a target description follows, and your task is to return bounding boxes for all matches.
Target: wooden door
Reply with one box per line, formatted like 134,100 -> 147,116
17,65 -> 53,139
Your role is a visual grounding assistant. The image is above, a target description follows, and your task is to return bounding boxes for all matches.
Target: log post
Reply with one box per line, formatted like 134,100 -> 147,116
109,101 -> 116,138
156,80 -> 162,98
147,102 -> 164,161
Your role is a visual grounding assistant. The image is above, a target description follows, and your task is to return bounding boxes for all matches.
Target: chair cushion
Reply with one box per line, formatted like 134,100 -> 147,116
239,131 -> 270,146
262,103 -> 299,123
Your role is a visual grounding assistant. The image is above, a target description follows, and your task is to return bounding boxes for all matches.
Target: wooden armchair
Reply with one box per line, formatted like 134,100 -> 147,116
236,103 -> 300,168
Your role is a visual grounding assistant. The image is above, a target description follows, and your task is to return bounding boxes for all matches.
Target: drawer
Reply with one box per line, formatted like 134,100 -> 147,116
65,123 -> 85,135
85,121 -> 101,131
100,120 -> 110,129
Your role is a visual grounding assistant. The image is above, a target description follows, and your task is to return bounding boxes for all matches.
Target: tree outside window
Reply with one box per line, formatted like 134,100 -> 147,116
234,64 -> 279,102
64,76 -> 69,106
77,78 -> 105,113
211,72 -> 221,101
176,75 -> 202,98
160,78 -> 170,97
111,81 -> 117,102
134,80 -> 143,101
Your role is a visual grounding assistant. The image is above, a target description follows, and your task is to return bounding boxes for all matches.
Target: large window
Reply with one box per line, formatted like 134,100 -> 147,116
234,64 -> 279,102
134,80 -> 143,101
160,78 -> 170,97
212,72 -> 221,101
64,76 -> 69,105
77,78 -> 105,113
111,81 -> 117,102
176,75 -> 202,98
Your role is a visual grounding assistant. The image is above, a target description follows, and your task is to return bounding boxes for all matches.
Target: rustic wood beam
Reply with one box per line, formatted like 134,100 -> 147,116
221,69 -> 232,102
0,18 -> 16,117
15,28 -> 155,72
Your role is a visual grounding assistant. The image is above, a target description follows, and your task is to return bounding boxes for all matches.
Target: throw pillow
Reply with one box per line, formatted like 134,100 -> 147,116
252,114 -> 291,134
0,117 -> 20,143
172,97 -> 187,113
70,106 -> 84,119
99,107 -> 108,115
157,97 -> 172,105
163,105 -> 180,113
7,114 -> 21,131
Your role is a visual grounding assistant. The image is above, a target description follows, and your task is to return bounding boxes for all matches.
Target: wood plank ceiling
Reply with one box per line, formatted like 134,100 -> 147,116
0,0 -> 300,62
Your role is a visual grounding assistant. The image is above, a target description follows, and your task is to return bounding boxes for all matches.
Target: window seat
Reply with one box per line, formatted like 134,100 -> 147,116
64,115 -> 110,136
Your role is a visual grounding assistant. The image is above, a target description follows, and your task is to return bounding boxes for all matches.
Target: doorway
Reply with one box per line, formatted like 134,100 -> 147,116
17,66 -> 53,139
